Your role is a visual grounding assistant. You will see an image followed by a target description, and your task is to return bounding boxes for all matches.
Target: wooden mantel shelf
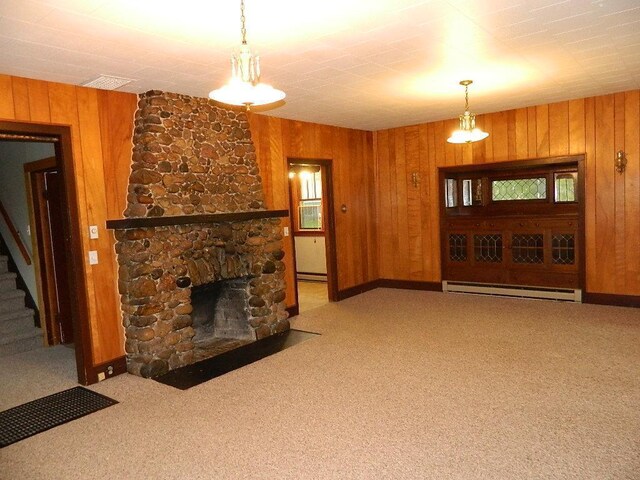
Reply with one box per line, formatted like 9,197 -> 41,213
106,209 -> 289,230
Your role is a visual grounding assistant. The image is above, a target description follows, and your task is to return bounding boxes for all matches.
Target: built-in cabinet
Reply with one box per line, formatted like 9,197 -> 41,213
440,156 -> 584,290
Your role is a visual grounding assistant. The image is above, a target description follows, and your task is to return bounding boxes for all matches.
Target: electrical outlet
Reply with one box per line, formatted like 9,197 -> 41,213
89,225 -> 99,239
88,250 -> 99,265
284,226 -> 289,237
97,372 -> 106,381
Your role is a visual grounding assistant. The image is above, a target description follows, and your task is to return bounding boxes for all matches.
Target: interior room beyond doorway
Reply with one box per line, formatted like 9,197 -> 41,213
288,162 -> 330,312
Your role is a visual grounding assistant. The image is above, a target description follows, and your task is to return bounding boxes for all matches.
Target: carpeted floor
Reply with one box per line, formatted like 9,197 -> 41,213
1,289 -> 639,479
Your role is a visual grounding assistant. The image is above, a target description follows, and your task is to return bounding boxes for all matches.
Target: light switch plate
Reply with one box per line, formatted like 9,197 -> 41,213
89,225 -> 99,239
88,250 -> 98,265
284,226 -> 289,237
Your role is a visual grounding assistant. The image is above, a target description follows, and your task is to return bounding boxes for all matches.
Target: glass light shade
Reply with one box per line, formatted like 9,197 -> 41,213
210,37 -> 285,109
447,110 -> 489,144
209,79 -> 285,108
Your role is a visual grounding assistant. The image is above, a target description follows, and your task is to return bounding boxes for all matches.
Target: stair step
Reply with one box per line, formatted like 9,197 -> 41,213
0,289 -> 26,314
0,327 -> 43,357
0,272 -> 17,292
0,256 -> 8,274
0,308 -> 35,336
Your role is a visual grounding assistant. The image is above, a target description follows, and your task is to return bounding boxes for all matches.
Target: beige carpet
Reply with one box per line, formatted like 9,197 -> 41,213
1,289 -> 639,479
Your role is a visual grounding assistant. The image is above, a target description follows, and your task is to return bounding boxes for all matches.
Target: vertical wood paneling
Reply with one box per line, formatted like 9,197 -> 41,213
568,99 -> 585,155
514,108 -> 529,160
376,131 -> 393,278
0,75 -> 137,371
491,110 -> 509,162
536,104 -> 550,157
249,114 -> 377,294
405,126 -> 422,278
0,75 -> 16,118
27,79 -> 51,123
624,91 -> 640,294
76,87 -> 123,363
11,77 -> 30,121
393,129 -> 410,277
594,95 -> 616,292
613,93 -> 626,293
97,90 -> 137,219
549,101 -> 569,157
584,97 -> 597,291
507,109 -> 517,160
375,89 -> 640,296
527,107 -> 537,158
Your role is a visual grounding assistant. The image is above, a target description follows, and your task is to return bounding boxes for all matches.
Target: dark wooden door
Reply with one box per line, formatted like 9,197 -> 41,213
32,169 -> 74,344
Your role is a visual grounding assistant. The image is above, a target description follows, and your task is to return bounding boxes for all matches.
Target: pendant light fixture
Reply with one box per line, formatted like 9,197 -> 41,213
209,0 -> 285,110
447,80 -> 489,144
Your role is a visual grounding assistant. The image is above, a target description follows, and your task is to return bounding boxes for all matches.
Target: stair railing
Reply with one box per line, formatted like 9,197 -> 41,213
0,199 -> 32,265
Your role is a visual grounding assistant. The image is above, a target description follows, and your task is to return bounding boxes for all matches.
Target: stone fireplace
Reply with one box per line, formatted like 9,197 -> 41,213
109,90 -> 289,378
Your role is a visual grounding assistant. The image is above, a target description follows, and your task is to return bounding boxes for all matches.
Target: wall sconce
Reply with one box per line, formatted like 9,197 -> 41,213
615,150 -> 627,174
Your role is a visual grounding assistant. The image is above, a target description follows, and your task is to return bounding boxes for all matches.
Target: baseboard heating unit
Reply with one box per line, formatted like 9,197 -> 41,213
442,281 -> 582,302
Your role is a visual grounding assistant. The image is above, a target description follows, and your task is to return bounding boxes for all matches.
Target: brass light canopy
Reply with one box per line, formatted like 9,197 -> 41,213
209,0 -> 285,111
447,80 -> 489,144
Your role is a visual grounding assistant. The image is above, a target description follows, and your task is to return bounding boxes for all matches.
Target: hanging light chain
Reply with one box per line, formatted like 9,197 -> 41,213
240,0 -> 247,45
464,84 -> 470,111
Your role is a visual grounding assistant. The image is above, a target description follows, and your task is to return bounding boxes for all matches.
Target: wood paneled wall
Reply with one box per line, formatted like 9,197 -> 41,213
0,75 -> 137,365
375,91 -> 640,296
249,115 -> 378,303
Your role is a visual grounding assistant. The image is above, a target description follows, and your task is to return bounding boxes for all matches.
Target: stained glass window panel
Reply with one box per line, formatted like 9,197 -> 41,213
492,178 -> 547,201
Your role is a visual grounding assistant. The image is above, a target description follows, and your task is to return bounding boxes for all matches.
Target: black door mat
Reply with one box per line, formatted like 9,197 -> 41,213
155,329 -> 320,390
0,386 -> 118,448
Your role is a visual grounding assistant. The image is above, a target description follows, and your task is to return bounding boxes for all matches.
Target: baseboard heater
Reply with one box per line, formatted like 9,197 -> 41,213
296,272 -> 327,282
442,280 -> 582,302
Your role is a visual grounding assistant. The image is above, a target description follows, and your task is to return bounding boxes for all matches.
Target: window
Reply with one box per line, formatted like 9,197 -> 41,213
462,178 -> 483,206
299,200 -> 322,230
445,178 -> 458,208
297,170 -> 323,230
300,171 -> 321,200
491,177 -> 547,201
554,172 -> 577,202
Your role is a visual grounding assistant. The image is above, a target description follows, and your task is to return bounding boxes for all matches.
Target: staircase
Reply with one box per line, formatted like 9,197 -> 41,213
0,255 -> 42,357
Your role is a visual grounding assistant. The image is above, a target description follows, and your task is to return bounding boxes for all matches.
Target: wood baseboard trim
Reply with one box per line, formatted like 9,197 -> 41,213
337,280 -> 380,300
86,355 -> 127,384
378,279 -> 442,291
286,305 -> 299,318
583,292 -> 640,308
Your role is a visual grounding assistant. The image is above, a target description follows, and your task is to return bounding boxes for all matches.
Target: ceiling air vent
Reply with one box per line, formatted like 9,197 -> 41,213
81,75 -> 134,90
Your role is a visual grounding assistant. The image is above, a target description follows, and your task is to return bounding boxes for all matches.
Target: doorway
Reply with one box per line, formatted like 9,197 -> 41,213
287,158 -> 338,313
0,121 -> 90,384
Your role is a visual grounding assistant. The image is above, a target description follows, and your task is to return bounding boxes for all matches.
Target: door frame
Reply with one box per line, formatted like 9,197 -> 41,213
1,120 -> 90,384
287,158 -> 339,308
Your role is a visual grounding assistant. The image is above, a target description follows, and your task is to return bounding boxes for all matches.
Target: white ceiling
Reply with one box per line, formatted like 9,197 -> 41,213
1,0 -> 640,130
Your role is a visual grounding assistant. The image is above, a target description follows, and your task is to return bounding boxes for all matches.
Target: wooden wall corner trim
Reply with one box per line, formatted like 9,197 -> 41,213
336,280 -> 381,300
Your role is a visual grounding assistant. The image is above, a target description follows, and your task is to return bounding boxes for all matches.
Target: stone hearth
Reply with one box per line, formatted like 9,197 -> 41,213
111,90 -> 289,378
